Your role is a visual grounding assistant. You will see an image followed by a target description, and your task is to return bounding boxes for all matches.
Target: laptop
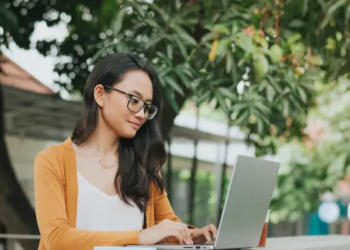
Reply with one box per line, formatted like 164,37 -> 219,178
96,155 -> 280,250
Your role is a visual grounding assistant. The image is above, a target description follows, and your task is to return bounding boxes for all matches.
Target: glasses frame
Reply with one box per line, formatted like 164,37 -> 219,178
104,85 -> 158,120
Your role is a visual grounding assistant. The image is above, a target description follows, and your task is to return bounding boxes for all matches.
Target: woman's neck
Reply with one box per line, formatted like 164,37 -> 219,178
80,121 -> 120,158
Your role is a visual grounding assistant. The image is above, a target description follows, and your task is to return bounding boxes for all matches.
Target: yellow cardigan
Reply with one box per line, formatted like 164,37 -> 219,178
34,137 -> 186,250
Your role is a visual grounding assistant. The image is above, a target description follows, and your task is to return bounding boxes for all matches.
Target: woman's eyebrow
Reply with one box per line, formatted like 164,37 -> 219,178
130,90 -> 153,102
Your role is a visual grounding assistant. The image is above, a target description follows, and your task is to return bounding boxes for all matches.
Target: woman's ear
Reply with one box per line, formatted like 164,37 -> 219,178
94,84 -> 105,108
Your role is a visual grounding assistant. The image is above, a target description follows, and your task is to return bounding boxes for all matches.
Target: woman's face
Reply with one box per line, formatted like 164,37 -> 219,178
95,70 -> 154,138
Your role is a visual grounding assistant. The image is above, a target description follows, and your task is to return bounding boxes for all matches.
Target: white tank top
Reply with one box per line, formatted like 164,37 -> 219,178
75,172 -> 144,231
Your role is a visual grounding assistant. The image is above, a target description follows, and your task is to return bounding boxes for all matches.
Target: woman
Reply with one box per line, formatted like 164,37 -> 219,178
34,52 -> 217,250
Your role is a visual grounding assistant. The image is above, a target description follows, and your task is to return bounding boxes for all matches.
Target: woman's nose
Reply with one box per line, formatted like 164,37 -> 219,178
134,107 -> 146,119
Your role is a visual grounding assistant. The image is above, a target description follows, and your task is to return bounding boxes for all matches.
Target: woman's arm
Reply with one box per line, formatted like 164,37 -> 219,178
34,153 -> 141,250
153,187 -> 183,225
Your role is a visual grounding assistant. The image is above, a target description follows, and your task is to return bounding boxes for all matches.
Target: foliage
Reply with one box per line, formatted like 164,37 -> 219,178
269,78 -> 350,223
37,0 -> 345,155
2,0 -> 349,154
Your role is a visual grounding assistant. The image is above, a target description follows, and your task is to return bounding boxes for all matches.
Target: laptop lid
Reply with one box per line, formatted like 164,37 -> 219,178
214,155 -> 280,249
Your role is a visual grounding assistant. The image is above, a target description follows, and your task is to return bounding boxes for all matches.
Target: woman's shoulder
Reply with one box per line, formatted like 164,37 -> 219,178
37,138 -> 70,158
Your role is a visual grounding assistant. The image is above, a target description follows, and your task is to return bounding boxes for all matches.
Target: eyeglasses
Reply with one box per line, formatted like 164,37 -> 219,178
104,86 -> 158,120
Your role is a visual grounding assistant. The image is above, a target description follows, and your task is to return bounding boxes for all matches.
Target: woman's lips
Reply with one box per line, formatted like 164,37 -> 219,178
128,121 -> 140,130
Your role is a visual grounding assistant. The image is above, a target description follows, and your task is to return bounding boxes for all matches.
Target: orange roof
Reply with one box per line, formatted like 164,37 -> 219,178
0,54 -> 54,94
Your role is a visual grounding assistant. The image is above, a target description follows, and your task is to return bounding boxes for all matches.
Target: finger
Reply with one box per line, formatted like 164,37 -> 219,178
173,222 -> 191,245
171,222 -> 192,245
186,227 -> 193,244
183,225 -> 193,244
175,231 -> 185,244
180,227 -> 190,245
177,224 -> 190,245
170,228 -> 184,245
202,228 -> 211,242
163,223 -> 184,243
209,224 -> 218,238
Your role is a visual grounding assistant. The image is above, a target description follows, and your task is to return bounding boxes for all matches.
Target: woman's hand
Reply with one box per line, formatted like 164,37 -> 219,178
139,219 -> 193,245
190,224 -> 217,243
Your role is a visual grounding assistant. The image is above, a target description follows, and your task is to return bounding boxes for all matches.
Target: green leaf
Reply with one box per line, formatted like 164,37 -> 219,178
156,52 -> 173,66
289,19 -> 305,28
346,3 -> 350,24
175,69 -> 191,88
283,100 -> 290,116
297,87 -> 307,103
267,85 -> 276,103
142,18 -> 164,32
226,53 -> 233,74
287,33 -> 302,44
231,56 -> 238,87
112,7 -> 128,35
213,24 -> 230,35
253,35 -> 268,49
290,43 -> 306,55
257,119 -> 265,135
145,35 -> 165,49
199,68 -> 208,74
215,92 -> 229,116
231,22 -> 239,35
234,110 -> 250,126
231,103 -> 249,113
164,88 -> 180,113
201,32 -> 216,43
258,80 -> 269,91
217,38 -> 231,56
302,0 -> 309,16
265,27 -> 276,37
173,35 -> 187,58
0,6 -> 18,31
128,2 -> 146,17
114,41 -> 129,53
158,67 -> 173,78
320,0 -> 347,29
182,67 -> 194,78
196,91 -> 211,105
145,2 -> 170,22
165,77 -> 184,96
172,25 -> 197,46
211,79 -> 229,87
254,102 -> 271,116
266,75 -> 283,93
327,0 -> 348,16
317,0 -> 327,11
167,45 -> 173,60
91,47 -> 106,64
236,33 -> 253,53
218,87 -> 236,100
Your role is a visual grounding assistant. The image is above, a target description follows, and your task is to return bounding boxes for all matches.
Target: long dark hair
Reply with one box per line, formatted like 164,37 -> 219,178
72,53 -> 166,212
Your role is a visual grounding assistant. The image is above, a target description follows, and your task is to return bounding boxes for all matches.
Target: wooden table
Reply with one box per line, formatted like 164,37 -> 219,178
248,235 -> 350,250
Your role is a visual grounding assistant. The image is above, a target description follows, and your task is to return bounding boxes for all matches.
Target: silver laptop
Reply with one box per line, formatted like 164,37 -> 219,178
96,155 -> 280,250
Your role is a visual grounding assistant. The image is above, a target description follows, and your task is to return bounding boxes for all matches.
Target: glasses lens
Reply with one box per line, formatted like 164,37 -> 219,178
128,96 -> 143,112
146,105 -> 158,120
127,96 -> 158,119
